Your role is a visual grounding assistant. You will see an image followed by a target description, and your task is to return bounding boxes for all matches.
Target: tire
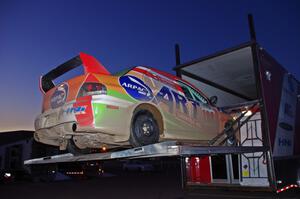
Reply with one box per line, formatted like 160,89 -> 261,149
67,138 -> 90,155
129,111 -> 160,147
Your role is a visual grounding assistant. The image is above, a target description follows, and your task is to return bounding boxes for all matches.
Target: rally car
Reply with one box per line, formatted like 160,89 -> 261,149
34,53 -> 231,153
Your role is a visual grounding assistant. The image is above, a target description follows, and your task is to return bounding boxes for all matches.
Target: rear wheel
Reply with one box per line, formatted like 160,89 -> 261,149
129,111 -> 159,147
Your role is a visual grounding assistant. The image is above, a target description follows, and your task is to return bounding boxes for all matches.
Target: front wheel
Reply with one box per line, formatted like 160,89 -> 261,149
129,111 -> 159,147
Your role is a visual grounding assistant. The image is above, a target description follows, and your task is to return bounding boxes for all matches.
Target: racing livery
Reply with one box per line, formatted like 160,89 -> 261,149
34,53 -> 230,152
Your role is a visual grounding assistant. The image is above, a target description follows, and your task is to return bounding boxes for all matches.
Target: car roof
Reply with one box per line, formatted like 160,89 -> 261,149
132,66 -> 210,101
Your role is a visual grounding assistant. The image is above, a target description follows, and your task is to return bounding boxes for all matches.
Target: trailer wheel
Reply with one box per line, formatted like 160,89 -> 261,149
129,111 -> 159,147
67,138 -> 90,155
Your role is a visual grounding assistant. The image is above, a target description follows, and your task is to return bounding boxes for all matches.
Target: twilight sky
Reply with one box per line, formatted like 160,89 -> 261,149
0,0 -> 299,132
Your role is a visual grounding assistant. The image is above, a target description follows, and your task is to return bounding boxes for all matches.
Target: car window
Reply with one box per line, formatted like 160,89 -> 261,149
190,88 -> 208,104
178,81 -> 208,105
178,81 -> 193,100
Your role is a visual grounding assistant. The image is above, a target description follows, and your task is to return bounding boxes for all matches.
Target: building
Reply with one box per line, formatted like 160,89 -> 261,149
0,131 -> 34,179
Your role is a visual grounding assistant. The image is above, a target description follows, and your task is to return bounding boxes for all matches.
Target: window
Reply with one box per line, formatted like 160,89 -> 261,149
178,81 -> 208,104
190,88 -> 208,104
179,83 -> 193,100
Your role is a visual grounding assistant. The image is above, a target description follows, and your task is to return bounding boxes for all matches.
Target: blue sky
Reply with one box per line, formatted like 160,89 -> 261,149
0,0 -> 299,131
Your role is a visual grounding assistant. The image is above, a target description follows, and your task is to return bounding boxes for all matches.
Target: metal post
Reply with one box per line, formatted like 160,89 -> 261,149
175,43 -> 181,66
175,44 -> 182,77
248,14 -> 276,189
180,156 -> 187,189
248,14 -> 257,41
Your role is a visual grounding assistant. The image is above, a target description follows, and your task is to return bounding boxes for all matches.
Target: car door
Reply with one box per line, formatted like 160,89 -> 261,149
141,70 -> 195,139
177,81 -> 220,140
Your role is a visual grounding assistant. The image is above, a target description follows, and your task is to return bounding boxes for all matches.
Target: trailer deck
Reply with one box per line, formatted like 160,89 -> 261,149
24,141 -> 267,165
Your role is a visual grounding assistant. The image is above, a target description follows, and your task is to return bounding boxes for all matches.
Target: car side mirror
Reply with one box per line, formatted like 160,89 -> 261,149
209,96 -> 218,106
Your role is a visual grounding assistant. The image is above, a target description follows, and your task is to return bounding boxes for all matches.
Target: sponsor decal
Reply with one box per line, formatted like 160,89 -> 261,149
63,106 -> 87,115
273,73 -> 297,156
171,90 -> 188,114
119,75 -> 153,101
50,83 -> 68,109
279,122 -> 293,131
119,75 -> 212,113
156,86 -> 212,113
156,86 -> 174,112
119,76 -> 214,122
278,137 -> 291,147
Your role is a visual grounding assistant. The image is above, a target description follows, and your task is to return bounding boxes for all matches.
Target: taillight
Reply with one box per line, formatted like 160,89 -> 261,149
78,82 -> 107,97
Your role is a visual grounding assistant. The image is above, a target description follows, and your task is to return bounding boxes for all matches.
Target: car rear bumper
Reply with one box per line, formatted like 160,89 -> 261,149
34,95 -> 136,149
34,122 -> 130,150
34,122 -> 74,150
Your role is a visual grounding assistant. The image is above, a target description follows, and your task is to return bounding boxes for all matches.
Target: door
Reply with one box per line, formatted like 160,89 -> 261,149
177,81 -> 219,140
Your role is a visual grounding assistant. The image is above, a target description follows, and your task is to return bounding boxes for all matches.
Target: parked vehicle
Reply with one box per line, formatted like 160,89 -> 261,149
34,53 -> 230,153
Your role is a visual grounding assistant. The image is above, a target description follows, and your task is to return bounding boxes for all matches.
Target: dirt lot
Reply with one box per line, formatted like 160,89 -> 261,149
1,171 -> 299,199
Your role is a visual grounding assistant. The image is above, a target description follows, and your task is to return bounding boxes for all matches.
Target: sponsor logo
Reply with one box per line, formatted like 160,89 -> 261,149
156,86 -> 213,112
119,75 -> 153,101
278,137 -> 291,147
279,122 -> 293,131
63,106 -> 87,115
51,83 -> 68,109
119,76 -> 213,117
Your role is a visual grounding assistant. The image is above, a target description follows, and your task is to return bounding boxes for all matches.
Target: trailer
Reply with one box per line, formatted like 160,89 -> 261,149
24,134 -> 269,189
173,15 -> 300,192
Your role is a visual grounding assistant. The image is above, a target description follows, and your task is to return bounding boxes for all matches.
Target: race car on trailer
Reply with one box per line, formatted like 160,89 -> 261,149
35,53 -> 232,153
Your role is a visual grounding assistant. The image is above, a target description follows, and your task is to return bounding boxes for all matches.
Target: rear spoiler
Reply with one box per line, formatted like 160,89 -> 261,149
40,52 -> 110,93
